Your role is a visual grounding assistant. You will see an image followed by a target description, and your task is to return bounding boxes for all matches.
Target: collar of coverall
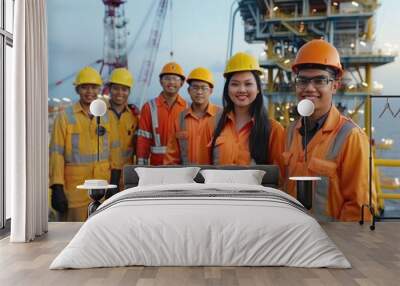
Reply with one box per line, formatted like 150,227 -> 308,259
295,105 -> 341,133
185,103 -> 219,119
226,111 -> 256,126
157,92 -> 186,107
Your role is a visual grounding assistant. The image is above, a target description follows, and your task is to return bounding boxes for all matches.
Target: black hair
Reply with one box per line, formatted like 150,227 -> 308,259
159,73 -> 185,81
210,71 -> 271,164
295,63 -> 339,79
187,79 -> 213,88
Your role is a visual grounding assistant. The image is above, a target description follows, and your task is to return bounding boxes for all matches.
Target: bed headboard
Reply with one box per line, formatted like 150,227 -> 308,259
123,165 -> 280,189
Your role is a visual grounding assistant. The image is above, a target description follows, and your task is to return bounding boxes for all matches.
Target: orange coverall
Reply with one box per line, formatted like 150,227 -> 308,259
164,103 -> 221,165
211,112 -> 285,167
281,106 -> 376,221
136,93 -> 187,165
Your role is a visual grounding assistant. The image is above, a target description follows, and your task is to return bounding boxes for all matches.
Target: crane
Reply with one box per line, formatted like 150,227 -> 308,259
48,0 -> 173,110
136,0 -> 170,108
101,0 -> 129,77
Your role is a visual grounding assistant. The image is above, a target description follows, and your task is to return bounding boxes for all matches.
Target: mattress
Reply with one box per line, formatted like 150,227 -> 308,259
50,183 -> 351,269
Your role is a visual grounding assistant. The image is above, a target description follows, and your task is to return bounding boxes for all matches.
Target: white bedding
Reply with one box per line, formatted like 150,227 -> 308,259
50,183 -> 351,269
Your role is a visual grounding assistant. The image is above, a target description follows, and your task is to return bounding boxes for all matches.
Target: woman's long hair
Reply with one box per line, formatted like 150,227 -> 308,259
211,71 -> 271,164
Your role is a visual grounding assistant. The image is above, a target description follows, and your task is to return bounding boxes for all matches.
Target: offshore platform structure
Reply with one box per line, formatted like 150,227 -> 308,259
49,0 -> 129,124
237,0 -> 398,215
48,0 -> 129,93
237,0 -> 395,131
102,0 -> 172,107
49,0 -> 171,113
101,0 -> 129,77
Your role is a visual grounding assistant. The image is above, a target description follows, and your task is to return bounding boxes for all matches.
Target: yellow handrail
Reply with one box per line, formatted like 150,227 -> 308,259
380,193 -> 400,199
375,159 -> 400,167
374,157 -> 400,213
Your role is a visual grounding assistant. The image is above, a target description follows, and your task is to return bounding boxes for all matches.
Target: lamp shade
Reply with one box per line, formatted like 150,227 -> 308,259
89,99 -> 107,117
297,99 -> 315,117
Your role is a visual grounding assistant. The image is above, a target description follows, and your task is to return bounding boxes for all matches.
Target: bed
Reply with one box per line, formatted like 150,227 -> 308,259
50,165 -> 350,269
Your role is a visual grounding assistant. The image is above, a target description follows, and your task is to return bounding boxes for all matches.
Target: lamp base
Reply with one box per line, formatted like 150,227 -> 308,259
87,189 -> 106,216
289,176 -> 321,210
296,180 -> 313,210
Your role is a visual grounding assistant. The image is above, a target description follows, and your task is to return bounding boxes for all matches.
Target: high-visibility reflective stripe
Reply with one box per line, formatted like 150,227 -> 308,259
211,110 -> 223,165
137,129 -> 153,139
151,146 -> 167,154
65,106 -> 76,124
66,105 -> 109,124
284,122 -> 297,189
62,106 -> 113,164
65,152 -> 109,164
100,133 -> 110,160
111,140 -> 121,149
149,99 -> 162,147
71,133 -> 80,163
66,133 -> 110,164
137,158 -> 149,165
178,110 -> 190,165
101,112 -> 109,124
286,121 -> 296,149
327,121 -> 355,160
122,149 -> 133,159
214,109 -> 223,127
313,177 -> 330,222
212,148 -> 219,165
313,121 -> 355,221
49,144 -> 64,155
285,120 -> 355,221
211,110 -> 224,165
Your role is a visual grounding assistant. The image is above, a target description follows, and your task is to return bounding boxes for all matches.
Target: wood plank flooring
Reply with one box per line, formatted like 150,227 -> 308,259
0,222 -> 399,286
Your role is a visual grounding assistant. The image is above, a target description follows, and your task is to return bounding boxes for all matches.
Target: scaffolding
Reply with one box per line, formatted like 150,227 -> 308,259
238,0 -> 399,218
102,0 -> 129,77
238,0 -> 396,129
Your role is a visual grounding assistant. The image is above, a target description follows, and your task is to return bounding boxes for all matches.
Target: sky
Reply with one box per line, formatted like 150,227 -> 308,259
47,0 -> 400,107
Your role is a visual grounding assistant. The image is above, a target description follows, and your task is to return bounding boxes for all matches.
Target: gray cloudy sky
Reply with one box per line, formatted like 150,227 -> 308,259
47,0 -> 400,106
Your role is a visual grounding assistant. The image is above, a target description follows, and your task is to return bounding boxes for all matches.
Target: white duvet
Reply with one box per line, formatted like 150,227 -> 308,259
50,183 -> 351,269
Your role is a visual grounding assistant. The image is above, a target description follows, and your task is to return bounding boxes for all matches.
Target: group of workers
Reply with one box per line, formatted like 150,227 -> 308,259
49,39 -> 374,222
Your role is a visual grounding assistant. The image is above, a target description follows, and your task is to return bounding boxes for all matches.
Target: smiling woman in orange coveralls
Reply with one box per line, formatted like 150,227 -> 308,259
210,52 -> 284,168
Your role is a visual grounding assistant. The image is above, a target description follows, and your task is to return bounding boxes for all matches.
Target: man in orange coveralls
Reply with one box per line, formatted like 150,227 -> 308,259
136,62 -> 187,165
282,39 -> 376,221
164,67 -> 221,165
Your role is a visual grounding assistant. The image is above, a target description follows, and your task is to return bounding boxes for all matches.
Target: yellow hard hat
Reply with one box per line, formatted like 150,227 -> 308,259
74,66 -> 103,86
159,62 -> 185,80
292,39 -> 343,77
224,52 -> 263,77
109,68 -> 134,88
187,67 -> 214,87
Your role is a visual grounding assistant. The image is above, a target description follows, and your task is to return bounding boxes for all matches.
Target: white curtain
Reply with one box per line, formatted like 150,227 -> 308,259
7,0 -> 49,242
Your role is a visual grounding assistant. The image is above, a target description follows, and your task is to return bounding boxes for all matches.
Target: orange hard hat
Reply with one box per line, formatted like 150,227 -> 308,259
292,39 -> 343,77
159,62 -> 185,80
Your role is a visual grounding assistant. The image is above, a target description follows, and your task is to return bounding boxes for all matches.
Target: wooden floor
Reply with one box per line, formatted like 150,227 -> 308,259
0,222 -> 399,286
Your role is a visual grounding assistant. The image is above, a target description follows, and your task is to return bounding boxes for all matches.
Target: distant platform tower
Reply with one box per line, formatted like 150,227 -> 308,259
102,0 -> 129,77
237,0 -> 396,130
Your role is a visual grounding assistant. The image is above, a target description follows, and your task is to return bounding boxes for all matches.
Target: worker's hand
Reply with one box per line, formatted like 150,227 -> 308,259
51,184 -> 68,213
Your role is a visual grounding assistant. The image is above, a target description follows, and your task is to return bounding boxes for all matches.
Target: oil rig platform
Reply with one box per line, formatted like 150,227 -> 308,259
237,0 -> 396,130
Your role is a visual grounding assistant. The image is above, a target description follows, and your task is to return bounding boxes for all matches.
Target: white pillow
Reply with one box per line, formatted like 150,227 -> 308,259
135,167 -> 200,186
200,169 -> 266,185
